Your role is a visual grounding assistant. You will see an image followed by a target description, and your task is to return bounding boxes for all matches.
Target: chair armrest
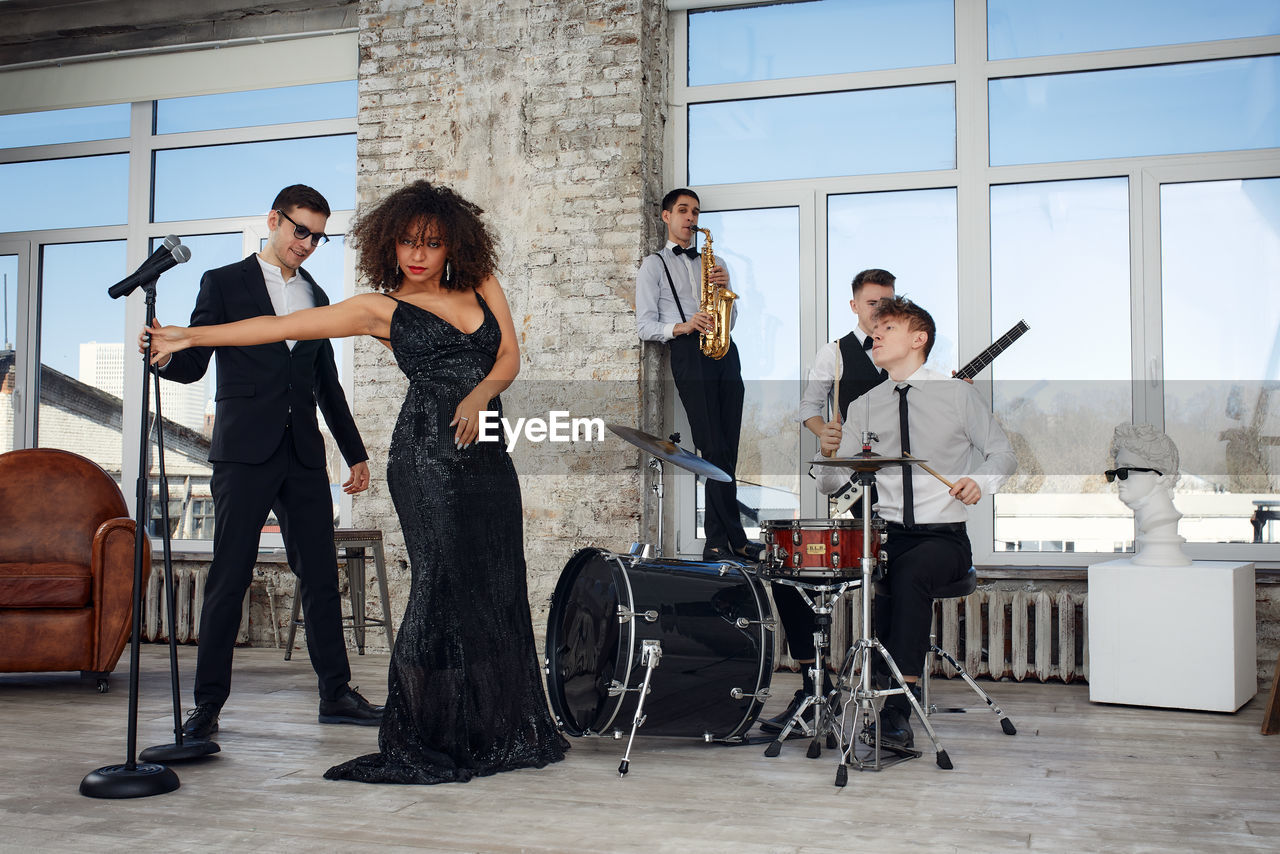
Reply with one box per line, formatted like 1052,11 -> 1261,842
90,517 -> 149,673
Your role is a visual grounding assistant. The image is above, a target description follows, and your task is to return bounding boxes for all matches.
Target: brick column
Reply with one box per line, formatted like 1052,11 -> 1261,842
354,0 -> 669,623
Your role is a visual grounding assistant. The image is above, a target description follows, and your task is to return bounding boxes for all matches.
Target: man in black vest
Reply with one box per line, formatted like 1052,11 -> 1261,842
759,268 -> 895,734
635,188 -> 762,561
148,185 -> 383,741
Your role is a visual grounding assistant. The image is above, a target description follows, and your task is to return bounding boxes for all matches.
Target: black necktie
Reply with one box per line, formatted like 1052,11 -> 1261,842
896,384 -> 914,527
672,245 -> 700,258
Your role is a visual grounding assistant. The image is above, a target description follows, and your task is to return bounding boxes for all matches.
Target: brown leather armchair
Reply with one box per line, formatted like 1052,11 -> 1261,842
0,448 -> 150,692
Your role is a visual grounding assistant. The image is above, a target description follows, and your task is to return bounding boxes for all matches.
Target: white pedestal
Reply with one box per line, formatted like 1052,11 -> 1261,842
1087,559 -> 1256,712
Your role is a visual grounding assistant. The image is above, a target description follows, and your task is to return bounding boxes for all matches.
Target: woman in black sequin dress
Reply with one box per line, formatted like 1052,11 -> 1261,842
145,181 -> 568,784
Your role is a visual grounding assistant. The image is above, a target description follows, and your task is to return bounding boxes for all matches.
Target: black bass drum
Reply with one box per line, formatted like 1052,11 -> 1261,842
545,548 -> 774,741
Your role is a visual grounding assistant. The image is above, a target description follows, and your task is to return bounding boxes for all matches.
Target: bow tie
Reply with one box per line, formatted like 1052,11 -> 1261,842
863,335 -> 873,350
672,245 -> 700,259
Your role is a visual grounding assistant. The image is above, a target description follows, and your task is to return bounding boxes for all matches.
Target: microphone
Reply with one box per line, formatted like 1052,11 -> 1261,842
108,239 -> 191,300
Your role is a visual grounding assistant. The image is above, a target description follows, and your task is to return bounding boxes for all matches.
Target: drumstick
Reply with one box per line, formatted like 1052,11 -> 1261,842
902,452 -> 955,490
822,348 -> 842,458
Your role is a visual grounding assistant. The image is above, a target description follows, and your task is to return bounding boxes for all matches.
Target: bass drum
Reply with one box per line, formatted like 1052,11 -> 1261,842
545,548 -> 774,741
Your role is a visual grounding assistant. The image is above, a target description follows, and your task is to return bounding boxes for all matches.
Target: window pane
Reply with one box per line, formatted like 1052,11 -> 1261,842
827,188 -> 958,368
155,82 -> 358,134
37,241 -> 127,483
689,0 -> 954,86
990,57 -> 1280,166
0,104 -> 130,149
0,155 -> 129,231
989,0 -> 1280,60
696,208 -> 802,538
990,178 -> 1132,554
689,84 -> 955,185
1161,178 -> 1280,544
1,254 -> 16,454
153,135 -> 357,222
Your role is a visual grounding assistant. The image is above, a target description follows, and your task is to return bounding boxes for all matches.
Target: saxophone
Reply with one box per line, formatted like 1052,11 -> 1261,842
696,227 -> 737,359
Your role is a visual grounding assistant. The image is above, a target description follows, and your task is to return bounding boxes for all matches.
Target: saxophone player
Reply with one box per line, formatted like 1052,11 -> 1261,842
635,188 -> 762,561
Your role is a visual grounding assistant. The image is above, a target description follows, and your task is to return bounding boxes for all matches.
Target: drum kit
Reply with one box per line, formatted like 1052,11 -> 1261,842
543,424 -> 956,786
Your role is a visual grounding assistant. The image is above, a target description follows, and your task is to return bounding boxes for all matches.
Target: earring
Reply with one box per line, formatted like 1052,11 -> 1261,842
444,259 -> 453,284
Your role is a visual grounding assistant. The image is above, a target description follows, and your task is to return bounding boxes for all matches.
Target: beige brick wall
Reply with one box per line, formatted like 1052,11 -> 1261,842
351,0 -> 670,628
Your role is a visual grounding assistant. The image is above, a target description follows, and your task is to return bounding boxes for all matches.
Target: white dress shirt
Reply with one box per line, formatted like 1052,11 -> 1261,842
257,255 -> 316,350
635,241 -> 738,342
798,326 -> 875,423
812,366 -> 1016,525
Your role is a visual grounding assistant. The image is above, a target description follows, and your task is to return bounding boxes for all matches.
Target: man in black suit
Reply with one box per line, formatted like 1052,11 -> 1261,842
148,185 -> 382,740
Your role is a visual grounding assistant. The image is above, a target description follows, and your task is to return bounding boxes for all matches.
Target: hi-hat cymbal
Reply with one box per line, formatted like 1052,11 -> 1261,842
813,452 -> 926,472
607,424 -> 732,482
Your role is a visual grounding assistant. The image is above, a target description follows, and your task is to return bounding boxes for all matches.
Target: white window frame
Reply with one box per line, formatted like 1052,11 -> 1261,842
0,34 -> 358,553
670,1 -> 1280,567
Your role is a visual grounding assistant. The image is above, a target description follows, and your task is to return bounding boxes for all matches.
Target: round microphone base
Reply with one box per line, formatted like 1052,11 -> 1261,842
140,739 -> 221,763
80,762 -> 180,799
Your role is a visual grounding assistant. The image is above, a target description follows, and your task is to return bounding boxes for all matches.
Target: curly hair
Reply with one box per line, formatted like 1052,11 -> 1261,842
1111,423 -> 1180,479
350,181 -> 498,293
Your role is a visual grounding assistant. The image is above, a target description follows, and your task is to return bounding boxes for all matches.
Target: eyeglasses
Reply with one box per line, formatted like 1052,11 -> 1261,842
276,209 -> 329,246
1104,466 -> 1162,482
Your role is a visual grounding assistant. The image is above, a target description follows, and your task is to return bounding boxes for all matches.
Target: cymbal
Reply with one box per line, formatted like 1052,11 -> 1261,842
607,424 -> 732,482
813,452 -> 926,472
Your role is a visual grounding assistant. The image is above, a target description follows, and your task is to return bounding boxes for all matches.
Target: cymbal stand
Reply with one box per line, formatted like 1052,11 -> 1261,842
761,576 -> 858,760
833,434 -> 953,787
648,455 -> 664,556
640,433 -> 682,557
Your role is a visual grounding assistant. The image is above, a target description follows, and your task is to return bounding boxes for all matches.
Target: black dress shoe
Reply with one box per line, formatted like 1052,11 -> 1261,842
182,703 -> 220,740
702,543 -> 731,561
866,705 -> 914,749
758,689 -> 811,734
319,687 -> 384,726
733,541 -> 766,561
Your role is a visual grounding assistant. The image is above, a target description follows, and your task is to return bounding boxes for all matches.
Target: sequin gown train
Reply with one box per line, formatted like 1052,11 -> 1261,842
325,292 -> 568,784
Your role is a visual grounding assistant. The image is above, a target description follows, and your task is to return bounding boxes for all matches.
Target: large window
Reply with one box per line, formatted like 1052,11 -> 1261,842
0,45 -> 358,549
675,1 -> 1280,566
681,207 -> 802,550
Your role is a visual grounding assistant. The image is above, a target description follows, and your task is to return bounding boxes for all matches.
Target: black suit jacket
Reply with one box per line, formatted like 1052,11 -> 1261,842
161,254 -> 368,469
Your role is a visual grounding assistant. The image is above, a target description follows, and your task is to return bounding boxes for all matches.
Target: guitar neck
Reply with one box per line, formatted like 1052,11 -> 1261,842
954,320 -> 1029,380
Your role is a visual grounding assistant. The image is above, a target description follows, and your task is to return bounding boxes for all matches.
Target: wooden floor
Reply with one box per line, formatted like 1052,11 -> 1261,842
1,645 -> 1278,853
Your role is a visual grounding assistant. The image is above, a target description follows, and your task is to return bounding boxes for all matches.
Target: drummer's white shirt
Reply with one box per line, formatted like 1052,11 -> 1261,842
811,366 -> 1016,525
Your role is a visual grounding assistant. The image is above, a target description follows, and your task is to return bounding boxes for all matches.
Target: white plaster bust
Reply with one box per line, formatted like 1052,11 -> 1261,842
1110,424 -> 1191,566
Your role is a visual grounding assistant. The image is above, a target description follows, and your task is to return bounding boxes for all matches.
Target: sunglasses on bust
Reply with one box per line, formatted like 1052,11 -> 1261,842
276,209 -> 329,246
1104,466 -> 1162,482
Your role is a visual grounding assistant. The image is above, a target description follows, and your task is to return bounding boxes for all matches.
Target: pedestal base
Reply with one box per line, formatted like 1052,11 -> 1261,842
1087,559 -> 1255,712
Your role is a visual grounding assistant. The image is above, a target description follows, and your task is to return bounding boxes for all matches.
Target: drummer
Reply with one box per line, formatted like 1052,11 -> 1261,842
759,269 -> 895,735
811,296 -> 1015,749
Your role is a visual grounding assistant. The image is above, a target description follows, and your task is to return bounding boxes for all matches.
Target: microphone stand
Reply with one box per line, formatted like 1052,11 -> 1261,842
138,298 -> 220,765
80,274 -> 187,798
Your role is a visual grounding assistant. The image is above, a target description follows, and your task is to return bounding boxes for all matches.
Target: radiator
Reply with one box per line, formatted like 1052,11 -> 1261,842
141,564 -> 268,646
775,586 -> 1089,683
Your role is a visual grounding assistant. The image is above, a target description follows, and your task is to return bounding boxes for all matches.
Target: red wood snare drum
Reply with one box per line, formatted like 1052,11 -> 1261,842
759,518 -> 884,580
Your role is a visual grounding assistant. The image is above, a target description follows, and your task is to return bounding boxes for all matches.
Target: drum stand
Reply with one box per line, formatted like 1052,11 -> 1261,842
615,639 -> 662,777
833,454 -> 953,787
761,578 -> 857,760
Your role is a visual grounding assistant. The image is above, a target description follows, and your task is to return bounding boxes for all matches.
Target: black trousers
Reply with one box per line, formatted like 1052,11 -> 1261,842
669,334 -> 747,551
772,584 -> 817,661
195,428 -> 351,707
874,523 -> 971,678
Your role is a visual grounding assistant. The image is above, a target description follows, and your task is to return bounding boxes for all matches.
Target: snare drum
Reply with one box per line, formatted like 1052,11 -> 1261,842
544,548 -> 774,741
759,517 -> 883,579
